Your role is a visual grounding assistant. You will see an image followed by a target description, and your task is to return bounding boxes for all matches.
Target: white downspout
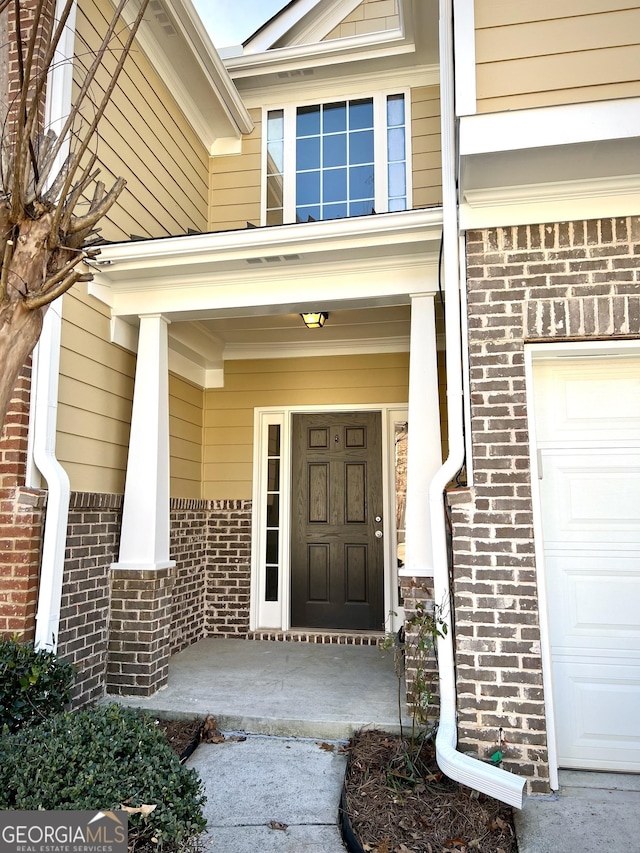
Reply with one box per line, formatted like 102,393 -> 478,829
432,0 -> 526,809
33,302 -> 71,652
32,1 -> 77,652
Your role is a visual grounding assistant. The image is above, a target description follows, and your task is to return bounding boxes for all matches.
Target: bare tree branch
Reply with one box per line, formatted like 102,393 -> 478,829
0,0 -> 153,426
38,0 -> 135,198
24,267 -> 92,309
68,176 -> 125,237
0,238 -> 13,302
49,0 -> 150,244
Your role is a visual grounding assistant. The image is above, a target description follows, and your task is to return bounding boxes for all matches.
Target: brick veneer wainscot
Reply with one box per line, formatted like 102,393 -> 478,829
57,492 -> 122,707
0,363 -> 45,640
205,500 -> 252,638
424,217 -> 640,795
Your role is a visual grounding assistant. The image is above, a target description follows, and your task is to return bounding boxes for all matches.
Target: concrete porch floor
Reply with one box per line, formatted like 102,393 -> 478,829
113,637 -> 412,739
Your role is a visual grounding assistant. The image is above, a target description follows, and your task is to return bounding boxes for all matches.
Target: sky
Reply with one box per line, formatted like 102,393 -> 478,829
192,0 -> 290,48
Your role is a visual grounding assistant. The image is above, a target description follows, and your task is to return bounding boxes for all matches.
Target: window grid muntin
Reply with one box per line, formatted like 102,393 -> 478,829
295,98 -> 375,222
264,90 -> 409,225
265,424 -> 281,602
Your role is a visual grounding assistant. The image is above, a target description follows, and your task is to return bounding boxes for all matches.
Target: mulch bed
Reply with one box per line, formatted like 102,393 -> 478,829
156,717 -> 203,760
157,719 -> 517,853
342,729 -> 517,853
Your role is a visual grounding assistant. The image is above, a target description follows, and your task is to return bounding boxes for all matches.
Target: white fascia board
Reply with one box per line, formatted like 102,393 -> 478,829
226,27 -> 411,79
459,98 -> 640,156
460,179 -> 640,230
121,0 -> 252,152
243,0 -> 324,52
93,208 -> 443,270
453,0 -> 476,116
464,175 -> 640,208
289,0 -> 366,45
102,257 -> 439,319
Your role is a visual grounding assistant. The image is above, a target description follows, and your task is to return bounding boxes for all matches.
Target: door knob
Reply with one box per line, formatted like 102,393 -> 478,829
375,530 -> 383,538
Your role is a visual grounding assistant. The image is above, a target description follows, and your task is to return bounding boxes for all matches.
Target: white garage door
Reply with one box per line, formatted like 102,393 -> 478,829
533,354 -> 640,772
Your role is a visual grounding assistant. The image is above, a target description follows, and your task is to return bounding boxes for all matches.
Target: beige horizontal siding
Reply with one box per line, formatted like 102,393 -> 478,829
74,0 -> 209,241
169,375 -> 204,499
411,86 -> 442,209
324,0 -> 400,39
57,0 -> 210,495
57,288 -> 134,494
203,353 -> 410,499
475,1 -> 640,111
209,109 -> 262,231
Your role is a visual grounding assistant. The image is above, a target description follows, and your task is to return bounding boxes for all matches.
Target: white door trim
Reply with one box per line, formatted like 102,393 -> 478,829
250,403 -> 408,634
525,338 -> 640,791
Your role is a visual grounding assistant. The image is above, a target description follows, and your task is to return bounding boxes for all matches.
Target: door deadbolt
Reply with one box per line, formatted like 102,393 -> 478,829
375,515 -> 382,522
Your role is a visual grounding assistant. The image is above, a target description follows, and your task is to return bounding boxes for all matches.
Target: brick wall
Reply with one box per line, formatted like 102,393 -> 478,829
170,500 -> 208,655
206,500 -> 252,637
57,492 -> 122,707
444,216 -> 640,794
0,361 -> 45,640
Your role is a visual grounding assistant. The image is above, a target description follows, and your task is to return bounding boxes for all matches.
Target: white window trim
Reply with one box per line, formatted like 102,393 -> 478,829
261,88 -> 412,226
250,403 -> 409,634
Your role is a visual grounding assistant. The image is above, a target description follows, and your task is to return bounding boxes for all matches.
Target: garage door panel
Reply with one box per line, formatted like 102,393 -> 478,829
546,553 -> 640,653
533,351 -> 640,773
553,660 -> 640,772
534,357 -> 640,445
541,451 -> 640,545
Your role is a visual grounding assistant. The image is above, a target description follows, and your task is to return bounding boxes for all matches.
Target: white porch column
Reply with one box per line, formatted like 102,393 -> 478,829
401,294 -> 443,578
115,314 -> 174,570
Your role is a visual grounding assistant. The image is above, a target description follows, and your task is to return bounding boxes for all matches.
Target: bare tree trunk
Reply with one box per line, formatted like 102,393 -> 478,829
0,300 -> 44,426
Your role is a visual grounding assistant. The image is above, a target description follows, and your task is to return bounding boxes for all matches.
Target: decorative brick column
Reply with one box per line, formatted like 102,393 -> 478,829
107,566 -> 175,696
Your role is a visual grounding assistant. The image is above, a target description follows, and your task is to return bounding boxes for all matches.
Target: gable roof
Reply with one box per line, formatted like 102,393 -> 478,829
243,0 -> 372,53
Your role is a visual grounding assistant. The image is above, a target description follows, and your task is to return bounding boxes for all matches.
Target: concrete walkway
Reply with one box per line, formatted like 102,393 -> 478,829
515,770 -> 640,853
188,734 -> 347,852
110,638 -> 640,853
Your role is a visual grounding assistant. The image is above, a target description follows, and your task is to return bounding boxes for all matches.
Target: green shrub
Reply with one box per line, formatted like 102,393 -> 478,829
0,636 -> 75,732
0,704 -> 206,849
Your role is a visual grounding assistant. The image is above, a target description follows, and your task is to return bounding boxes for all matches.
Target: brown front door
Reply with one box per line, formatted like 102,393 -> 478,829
290,412 -> 384,630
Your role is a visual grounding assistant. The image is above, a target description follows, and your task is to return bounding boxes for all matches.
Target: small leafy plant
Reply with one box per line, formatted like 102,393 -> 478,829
0,635 -> 75,732
380,598 -> 447,790
0,704 -> 206,849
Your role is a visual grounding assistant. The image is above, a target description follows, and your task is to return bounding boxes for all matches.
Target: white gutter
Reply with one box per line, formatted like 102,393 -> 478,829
32,0 -> 76,652
431,0 -> 526,809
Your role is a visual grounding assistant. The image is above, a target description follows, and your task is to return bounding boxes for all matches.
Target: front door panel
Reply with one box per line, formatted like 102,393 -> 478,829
291,412 -> 384,630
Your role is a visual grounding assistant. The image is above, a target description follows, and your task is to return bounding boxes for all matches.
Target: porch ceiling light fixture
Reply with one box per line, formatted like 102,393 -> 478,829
300,311 -> 328,329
